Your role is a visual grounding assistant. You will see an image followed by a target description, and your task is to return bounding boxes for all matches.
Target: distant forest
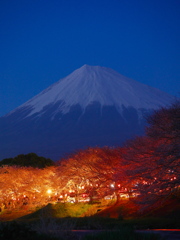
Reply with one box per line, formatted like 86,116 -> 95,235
0,152 -> 55,169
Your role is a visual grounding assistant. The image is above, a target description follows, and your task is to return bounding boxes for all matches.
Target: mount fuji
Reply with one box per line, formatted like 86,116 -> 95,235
0,65 -> 174,160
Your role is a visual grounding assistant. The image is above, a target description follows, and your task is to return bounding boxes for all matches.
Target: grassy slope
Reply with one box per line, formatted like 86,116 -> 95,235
0,196 -> 179,229
141,196 -> 180,219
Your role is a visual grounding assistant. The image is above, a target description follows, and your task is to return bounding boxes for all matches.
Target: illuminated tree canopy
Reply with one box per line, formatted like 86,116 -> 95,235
124,101 -> 180,200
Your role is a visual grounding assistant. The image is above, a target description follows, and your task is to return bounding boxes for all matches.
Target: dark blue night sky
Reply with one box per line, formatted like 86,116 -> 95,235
0,0 -> 179,117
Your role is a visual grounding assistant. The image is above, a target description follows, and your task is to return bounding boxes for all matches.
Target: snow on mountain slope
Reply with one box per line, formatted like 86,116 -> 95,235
8,65 -> 173,117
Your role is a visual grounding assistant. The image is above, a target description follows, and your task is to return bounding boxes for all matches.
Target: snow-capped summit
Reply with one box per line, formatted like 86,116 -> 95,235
0,65 -> 174,161
10,64 -> 172,117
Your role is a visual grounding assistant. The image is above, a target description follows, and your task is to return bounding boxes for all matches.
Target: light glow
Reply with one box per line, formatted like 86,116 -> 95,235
47,189 -> 52,194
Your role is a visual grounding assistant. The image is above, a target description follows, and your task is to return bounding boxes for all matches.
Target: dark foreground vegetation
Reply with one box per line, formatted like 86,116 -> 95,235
0,221 -> 162,240
0,197 -> 179,239
0,206 -> 166,240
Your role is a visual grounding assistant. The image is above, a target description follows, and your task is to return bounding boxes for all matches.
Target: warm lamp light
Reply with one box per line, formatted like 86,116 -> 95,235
47,189 -> 52,194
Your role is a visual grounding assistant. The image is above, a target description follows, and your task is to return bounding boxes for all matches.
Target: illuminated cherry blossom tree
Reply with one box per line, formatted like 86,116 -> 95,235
124,101 -> 180,202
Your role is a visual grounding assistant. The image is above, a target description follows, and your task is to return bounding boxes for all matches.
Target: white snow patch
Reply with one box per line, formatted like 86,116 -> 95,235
9,65 -> 174,117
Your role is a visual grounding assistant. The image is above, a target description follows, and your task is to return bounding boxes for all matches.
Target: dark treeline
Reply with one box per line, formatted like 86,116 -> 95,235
0,152 -> 55,169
